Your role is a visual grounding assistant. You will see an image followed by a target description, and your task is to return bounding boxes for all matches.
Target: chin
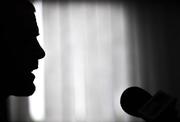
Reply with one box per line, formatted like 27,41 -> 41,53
11,72 -> 36,96
11,84 -> 36,96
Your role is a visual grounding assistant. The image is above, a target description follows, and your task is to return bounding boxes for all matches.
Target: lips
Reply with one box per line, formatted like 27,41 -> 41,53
27,66 -> 38,73
23,62 -> 38,82
26,61 -> 39,73
27,66 -> 38,79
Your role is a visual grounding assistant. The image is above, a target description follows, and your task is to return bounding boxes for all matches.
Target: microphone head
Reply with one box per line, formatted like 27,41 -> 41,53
120,86 -> 152,117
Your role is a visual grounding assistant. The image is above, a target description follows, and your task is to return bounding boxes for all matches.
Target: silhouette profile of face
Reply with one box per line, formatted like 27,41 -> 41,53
1,0 -> 45,96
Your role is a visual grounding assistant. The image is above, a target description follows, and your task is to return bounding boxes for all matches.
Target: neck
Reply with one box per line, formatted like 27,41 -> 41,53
0,97 -> 8,122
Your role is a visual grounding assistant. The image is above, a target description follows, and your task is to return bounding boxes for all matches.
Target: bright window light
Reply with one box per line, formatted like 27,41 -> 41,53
69,4 -> 87,120
29,1 -> 45,121
28,1 -> 133,122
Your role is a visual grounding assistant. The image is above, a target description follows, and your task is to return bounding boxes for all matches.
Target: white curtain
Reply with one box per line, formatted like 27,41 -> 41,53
9,1 -> 144,122
40,1 -> 143,122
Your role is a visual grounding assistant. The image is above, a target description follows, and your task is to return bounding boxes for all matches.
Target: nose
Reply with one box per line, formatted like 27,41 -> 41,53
33,39 -> 45,59
37,44 -> 45,59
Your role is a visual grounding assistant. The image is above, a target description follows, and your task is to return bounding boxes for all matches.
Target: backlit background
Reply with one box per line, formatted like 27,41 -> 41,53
8,1 -> 180,122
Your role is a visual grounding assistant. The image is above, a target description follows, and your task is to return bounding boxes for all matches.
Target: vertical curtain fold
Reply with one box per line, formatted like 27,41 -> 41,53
42,1 -> 139,122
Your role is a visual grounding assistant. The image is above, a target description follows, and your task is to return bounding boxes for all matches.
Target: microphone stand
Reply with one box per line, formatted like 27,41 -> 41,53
138,91 -> 180,122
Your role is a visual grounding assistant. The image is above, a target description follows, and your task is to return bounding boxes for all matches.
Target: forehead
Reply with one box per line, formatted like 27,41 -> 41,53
16,11 -> 39,36
3,1 -> 39,36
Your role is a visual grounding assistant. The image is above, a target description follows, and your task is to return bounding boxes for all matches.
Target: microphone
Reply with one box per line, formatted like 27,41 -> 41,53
120,87 -> 152,117
120,87 -> 179,122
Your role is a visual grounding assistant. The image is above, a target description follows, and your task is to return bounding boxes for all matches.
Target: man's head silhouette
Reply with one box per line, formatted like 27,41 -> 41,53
1,0 -> 45,97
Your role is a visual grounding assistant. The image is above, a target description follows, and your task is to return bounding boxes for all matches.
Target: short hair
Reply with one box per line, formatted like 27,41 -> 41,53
2,0 -> 35,13
1,0 -> 35,23
1,0 -> 38,42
